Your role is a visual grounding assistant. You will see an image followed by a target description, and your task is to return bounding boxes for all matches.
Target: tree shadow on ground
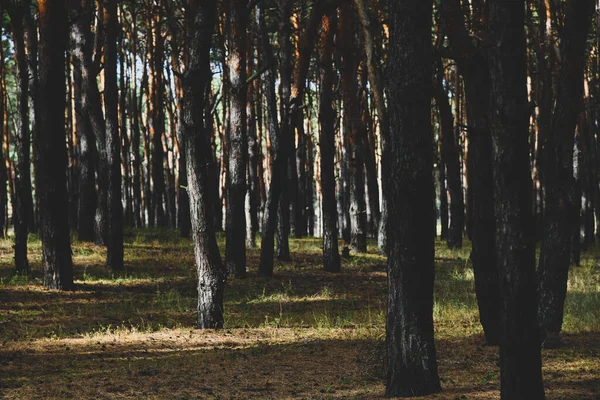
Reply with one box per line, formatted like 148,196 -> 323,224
0,330 -> 598,399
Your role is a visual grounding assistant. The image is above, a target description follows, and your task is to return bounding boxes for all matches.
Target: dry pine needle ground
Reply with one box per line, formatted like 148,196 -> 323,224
0,230 -> 598,399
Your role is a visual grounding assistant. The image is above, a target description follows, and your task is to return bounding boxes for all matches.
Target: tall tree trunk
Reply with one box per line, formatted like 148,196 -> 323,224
119,22 -> 133,228
537,0 -> 594,342
0,19 -> 6,239
442,0 -> 501,345
91,2 -> 109,245
257,0 -> 287,276
37,0 -> 74,290
276,0 -> 293,259
7,5 -> 32,275
385,0 -> 441,396
246,25 -> 259,249
183,0 -> 225,328
354,0 -> 388,254
339,4 -> 367,253
72,48 -> 97,242
487,1 -> 545,397
104,0 -> 123,271
24,6 -> 40,234
434,61 -> 464,248
71,0 -> 102,242
129,5 -> 143,228
225,0 -> 248,278
149,4 -> 167,227
319,12 -> 340,273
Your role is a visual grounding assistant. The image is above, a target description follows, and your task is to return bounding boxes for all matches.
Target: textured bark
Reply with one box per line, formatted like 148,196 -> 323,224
246,29 -> 259,249
71,0 -> 98,241
7,5 -> 31,275
319,12 -> 340,273
257,0 -> 287,276
104,0 -> 123,271
24,7 -> 40,234
225,0 -> 248,278
128,4 -> 143,228
37,0 -> 74,290
339,4 -> 367,253
119,24 -> 133,228
276,0 -> 293,257
537,0 -> 594,341
441,0 -> 501,345
70,0 -> 108,244
354,0 -> 388,254
149,5 -> 167,227
385,0 -> 441,396
183,0 -> 225,328
72,53 -> 97,242
487,1 -> 545,398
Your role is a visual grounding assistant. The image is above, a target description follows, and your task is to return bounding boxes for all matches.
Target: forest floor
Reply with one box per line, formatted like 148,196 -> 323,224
0,229 -> 598,399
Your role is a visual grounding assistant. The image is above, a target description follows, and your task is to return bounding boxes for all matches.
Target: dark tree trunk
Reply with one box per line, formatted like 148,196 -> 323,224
246,27 -> 259,249
141,57 -> 153,226
385,0 -> 441,396
150,6 -> 167,227
24,6 -> 40,235
339,4 -> 367,253
129,5 -> 143,228
354,0 -> 388,254
183,0 -> 225,329
434,61 -> 464,249
579,108 -> 595,249
37,0 -> 74,290
0,33 -> 6,239
537,0 -> 594,342
206,90 -> 222,232
72,53 -> 97,242
7,6 -> 32,275
487,1 -> 545,397
119,25 -> 133,228
276,0 -> 293,258
91,2 -> 109,245
257,0 -> 287,276
438,148 -> 448,240
225,0 -> 248,278
71,0 -> 101,242
441,0 -> 501,346
319,12 -> 340,273
103,0 -> 124,271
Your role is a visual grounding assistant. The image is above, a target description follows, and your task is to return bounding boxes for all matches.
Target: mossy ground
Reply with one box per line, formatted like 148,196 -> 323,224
0,229 -> 598,399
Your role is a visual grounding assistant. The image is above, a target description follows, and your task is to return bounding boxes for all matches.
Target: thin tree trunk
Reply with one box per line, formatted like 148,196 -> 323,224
0,19 -> 6,239
434,60 -> 464,248
319,12 -> 340,273
225,0 -> 248,278
276,0 -> 294,258
184,0 -> 226,328
104,0 -> 123,271
257,0 -> 287,276
246,24 -> 259,249
7,5 -> 31,275
149,4 -> 167,227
